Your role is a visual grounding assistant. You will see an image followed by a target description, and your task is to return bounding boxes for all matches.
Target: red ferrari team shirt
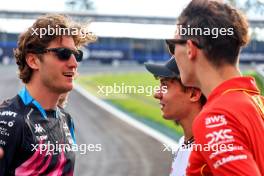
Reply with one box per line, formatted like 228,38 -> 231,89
186,77 -> 264,176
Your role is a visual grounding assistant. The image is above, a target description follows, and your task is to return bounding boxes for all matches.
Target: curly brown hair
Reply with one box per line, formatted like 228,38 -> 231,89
14,14 -> 96,83
177,0 -> 250,66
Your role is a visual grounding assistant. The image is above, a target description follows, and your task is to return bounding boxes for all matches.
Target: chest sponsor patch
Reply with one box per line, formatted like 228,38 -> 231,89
205,115 -> 227,128
206,129 -> 234,145
0,111 -> 17,118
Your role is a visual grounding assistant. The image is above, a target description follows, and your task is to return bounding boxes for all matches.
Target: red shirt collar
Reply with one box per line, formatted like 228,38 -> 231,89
207,76 -> 260,103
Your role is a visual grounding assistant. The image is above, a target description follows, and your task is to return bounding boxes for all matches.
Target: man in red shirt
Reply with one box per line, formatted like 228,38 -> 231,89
166,0 -> 264,175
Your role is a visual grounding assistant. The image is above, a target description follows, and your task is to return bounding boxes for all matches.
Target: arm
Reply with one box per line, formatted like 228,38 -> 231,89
0,110 -> 23,174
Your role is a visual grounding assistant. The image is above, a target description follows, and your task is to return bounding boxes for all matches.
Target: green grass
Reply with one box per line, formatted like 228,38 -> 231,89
76,70 -> 264,139
77,72 -> 184,138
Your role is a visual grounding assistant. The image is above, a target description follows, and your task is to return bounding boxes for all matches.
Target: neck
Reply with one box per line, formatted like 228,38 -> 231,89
178,105 -> 201,140
196,61 -> 241,98
26,82 -> 60,110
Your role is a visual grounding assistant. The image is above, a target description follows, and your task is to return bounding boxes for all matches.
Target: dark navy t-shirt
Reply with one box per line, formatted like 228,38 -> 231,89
0,87 -> 76,175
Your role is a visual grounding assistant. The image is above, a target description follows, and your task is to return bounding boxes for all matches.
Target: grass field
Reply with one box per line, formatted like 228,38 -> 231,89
77,72 -> 184,139
77,70 -> 264,138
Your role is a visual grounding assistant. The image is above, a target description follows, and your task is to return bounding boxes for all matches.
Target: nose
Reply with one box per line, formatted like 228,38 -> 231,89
67,54 -> 78,68
154,87 -> 162,100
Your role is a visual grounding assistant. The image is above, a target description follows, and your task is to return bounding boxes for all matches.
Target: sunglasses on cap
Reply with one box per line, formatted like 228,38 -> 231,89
165,39 -> 203,55
39,48 -> 83,62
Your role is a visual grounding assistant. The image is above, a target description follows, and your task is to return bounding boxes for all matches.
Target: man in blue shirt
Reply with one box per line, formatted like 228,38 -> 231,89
0,14 -> 95,175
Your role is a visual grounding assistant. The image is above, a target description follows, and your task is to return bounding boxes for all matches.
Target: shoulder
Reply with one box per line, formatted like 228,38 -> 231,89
208,91 -> 256,114
0,96 -> 27,148
195,91 -> 261,130
0,95 -> 27,126
192,92 -> 259,146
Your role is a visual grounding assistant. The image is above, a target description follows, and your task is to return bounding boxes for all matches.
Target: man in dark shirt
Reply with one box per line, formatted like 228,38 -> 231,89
0,14 -> 96,175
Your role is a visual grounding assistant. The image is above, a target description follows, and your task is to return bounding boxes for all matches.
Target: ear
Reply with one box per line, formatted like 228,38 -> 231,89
26,54 -> 40,70
188,88 -> 202,103
186,40 -> 198,61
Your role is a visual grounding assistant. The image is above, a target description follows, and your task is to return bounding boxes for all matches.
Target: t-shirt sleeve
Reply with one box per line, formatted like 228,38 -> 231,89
0,110 -> 24,174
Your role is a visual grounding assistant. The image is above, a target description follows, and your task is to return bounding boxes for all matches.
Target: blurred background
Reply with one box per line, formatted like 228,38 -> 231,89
0,0 -> 263,175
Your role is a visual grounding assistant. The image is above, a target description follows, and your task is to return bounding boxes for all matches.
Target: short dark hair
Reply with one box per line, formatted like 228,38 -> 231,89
177,0 -> 250,66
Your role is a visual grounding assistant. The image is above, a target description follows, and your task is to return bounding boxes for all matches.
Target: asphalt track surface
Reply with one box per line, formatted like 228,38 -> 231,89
0,65 -> 172,176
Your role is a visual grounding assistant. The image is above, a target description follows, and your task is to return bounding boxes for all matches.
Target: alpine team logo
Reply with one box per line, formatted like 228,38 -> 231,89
34,124 -> 46,133
8,121 -> 14,127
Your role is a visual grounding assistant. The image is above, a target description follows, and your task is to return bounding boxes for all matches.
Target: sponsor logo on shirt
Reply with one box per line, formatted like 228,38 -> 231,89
63,121 -> 74,145
206,129 -> 234,145
209,145 -> 243,159
8,121 -> 14,127
0,139 -> 6,146
0,120 -> 8,125
0,120 -> 15,127
205,115 -> 227,128
213,154 -> 247,168
34,124 -> 46,133
0,111 -> 17,118
36,135 -> 48,141
0,127 -> 9,136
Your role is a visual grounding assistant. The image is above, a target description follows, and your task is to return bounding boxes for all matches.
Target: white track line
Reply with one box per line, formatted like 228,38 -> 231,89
74,83 -> 178,149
